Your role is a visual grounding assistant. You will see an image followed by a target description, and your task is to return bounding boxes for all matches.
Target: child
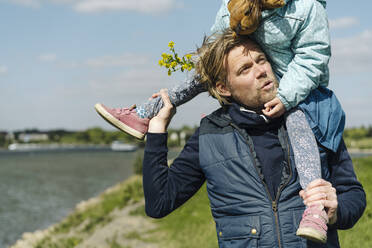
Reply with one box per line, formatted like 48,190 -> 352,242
95,0 -> 345,243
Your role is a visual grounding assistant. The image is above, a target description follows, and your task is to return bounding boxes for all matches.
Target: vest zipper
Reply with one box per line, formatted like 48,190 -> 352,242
270,130 -> 294,248
271,201 -> 282,248
230,123 -> 293,248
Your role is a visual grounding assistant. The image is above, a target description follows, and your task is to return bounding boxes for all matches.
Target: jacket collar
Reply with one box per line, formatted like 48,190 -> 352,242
228,102 -> 283,131
206,103 -> 283,131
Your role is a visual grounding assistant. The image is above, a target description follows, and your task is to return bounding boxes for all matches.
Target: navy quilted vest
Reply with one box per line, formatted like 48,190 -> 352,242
199,108 -> 340,248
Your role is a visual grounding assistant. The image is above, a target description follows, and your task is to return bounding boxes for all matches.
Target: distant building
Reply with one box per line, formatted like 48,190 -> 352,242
169,132 -> 179,142
18,133 -> 49,143
179,131 -> 187,146
5,132 -> 14,141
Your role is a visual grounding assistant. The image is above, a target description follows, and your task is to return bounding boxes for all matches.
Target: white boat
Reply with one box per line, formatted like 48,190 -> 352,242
8,143 -> 70,151
110,141 -> 137,152
8,143 -> 41,151
7,143 -> 104,151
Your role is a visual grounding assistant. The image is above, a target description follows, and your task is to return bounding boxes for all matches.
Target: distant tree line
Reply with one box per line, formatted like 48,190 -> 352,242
0,125 -> 197,148
343,126 -> 372,140
0,128 -> 138,148
5,125 -> 370,149
0,132 -> 8,148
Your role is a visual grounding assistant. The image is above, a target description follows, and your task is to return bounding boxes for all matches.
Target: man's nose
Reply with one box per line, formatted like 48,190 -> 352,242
254,63 -> 267,78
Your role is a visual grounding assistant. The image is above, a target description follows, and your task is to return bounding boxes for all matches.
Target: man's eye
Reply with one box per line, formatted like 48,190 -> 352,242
258,57 -> 267,64
242,66 -> 251,73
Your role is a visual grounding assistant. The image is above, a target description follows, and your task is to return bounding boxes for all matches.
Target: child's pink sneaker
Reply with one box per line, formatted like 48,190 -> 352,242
94,103 -> 149,140
296,204 -> 328,243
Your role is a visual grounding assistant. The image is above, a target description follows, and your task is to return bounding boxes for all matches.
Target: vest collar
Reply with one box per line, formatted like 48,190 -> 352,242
228,103 -> 283,131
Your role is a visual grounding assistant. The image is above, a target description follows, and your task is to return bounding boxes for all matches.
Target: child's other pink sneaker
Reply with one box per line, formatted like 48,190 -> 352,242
94,103 -> 149,140
296,204 -> 328,243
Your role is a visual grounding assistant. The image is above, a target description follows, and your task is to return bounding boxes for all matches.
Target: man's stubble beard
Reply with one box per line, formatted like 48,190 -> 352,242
256,79 -> 279,108
226,77 -> 279,112
245,78 -> 278,112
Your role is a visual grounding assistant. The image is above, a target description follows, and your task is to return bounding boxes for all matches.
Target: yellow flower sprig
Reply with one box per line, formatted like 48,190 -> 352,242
158,41 -> 194,76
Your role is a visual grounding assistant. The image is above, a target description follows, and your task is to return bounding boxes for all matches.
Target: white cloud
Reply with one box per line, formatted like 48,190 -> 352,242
5,0 -> 178,13
0,65 -> 8,75
38,53 -> 57,62
74,0 -> 177,13
329,17 -> 359,30
330,30 -> 372,74
85,53 -> 149,68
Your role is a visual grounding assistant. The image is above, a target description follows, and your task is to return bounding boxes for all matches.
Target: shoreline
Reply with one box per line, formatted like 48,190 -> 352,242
10,175 -> 157,248
349,149 -> 372,158
348,148 -> 372,153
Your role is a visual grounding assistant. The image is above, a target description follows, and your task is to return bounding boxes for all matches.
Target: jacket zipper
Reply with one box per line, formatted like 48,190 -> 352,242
272,133 -> 293,248
230,123 -> 293,248
271,201 -> 281,248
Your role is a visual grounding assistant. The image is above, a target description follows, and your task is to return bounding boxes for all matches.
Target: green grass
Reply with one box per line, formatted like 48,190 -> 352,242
123,231 -> 142,240
129,204 -> 146,217
338,156 -> 372,247
147,184 -> 217,248
35,237 -> 82,248
105,233 -> 131,248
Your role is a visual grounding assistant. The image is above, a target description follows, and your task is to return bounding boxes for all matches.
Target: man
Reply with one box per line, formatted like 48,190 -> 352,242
142,30 -> 366,248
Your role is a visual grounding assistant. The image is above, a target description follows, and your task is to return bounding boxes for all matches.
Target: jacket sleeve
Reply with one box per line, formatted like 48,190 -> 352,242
210,0 -> 230,33
328,139 -> 366,229
142,130 -> 205,218
277,0 -> 331,110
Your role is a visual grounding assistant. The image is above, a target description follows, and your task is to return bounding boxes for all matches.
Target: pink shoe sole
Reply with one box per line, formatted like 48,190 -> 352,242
296,227 -> 327,244
94,103 -> 146,140
296,204 -> 328,244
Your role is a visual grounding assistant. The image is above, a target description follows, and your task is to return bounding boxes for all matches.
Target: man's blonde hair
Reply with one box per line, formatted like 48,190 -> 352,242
195,29 -> 255,106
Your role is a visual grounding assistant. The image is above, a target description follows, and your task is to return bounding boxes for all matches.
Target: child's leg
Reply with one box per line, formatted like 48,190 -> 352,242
286,108 -> 328,243
136,76 -> 206,119
95,76 -> 206,139
286,108 -> 321,189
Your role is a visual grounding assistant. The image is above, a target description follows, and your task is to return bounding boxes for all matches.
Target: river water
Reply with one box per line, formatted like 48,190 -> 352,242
0,149 -> 138,248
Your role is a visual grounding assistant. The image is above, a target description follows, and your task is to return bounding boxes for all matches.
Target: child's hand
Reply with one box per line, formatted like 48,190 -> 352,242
262,97 -> 286,118
148,92 -> 161,101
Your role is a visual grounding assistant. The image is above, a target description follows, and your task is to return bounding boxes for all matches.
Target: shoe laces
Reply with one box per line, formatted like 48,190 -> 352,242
113,107 -> 135,115
301,205 -> 328,231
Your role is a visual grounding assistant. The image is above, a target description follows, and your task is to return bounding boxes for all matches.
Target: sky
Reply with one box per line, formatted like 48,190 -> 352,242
0,0 -> 371,132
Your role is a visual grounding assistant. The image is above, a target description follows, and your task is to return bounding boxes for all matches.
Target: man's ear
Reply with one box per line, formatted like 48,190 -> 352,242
216,81 -> 232,97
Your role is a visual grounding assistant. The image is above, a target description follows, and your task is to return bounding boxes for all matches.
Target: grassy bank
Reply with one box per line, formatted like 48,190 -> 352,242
14,156 -> 371,248
338,156 -> 372,246
12,176 -> 146,248
344,137 -> 372,150
151,184 -> 217,248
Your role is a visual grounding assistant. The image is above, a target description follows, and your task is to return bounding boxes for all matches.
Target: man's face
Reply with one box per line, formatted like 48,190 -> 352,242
219,41 -> 278,111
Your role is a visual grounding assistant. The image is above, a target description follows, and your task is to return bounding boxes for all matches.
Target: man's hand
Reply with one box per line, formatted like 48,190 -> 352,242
148,89 -> 176,133
262,97 -> 286,118
299,179 -> 338,224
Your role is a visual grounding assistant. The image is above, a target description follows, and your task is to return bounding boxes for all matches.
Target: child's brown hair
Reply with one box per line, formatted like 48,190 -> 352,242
228,0 -> 285,36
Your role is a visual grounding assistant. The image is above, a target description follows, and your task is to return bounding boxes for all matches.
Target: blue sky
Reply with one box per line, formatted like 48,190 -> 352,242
0,0 -> 371,131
